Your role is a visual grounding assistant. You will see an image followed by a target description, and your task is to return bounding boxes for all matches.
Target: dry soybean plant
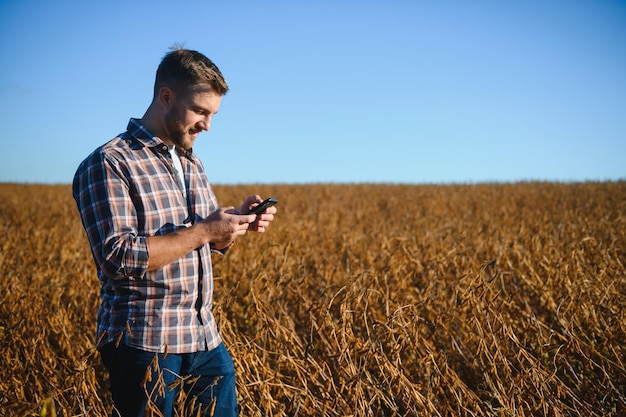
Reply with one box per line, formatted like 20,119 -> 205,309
0,182 -> 624,416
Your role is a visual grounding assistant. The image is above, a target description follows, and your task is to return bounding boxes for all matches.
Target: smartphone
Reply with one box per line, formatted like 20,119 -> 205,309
247,197 -> 278,215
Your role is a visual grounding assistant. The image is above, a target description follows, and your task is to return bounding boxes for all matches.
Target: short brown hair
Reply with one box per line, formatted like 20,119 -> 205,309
154,48 -> 229,97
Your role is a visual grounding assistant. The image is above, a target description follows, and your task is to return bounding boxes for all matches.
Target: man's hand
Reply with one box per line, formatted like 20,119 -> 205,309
240,195 -> 277,233
146,207 -> 255,270
202,207 -> 256,249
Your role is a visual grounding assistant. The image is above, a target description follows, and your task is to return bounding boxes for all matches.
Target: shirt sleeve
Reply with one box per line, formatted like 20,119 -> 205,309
73,150 -> 149,280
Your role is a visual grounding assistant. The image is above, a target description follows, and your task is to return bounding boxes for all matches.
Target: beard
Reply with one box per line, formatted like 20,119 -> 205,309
164,108 -> 195,149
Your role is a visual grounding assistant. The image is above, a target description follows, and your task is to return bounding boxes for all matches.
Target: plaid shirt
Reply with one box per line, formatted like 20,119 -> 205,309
73,119 -> 222,354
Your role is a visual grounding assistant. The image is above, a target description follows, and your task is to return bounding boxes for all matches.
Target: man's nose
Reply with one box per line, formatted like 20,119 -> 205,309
200,115 -> 212,131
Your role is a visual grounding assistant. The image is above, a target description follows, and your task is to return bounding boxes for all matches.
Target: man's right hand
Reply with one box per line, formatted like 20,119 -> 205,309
146,208 -> 256,271
201,207 -> 256,249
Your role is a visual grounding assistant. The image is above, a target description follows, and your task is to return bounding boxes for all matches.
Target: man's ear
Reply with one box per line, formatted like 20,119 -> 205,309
158,86 -> 174,109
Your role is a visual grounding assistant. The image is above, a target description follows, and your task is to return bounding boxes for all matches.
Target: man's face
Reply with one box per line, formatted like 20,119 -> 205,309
163,86 -> 222,149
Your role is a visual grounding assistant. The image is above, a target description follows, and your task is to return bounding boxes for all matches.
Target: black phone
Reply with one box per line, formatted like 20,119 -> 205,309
247,197 -> 278,215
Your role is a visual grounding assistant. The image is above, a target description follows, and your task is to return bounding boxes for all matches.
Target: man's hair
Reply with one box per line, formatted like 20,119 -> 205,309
154,47 -> 229,97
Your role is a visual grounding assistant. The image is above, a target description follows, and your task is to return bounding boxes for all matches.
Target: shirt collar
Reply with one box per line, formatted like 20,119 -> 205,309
126,118 -> 195,160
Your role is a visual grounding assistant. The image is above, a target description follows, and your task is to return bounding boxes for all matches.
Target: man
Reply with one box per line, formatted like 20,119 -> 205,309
73,48 -> 276,416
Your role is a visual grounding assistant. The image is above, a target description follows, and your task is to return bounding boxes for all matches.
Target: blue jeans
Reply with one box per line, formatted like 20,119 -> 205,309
100,342 -> 238,417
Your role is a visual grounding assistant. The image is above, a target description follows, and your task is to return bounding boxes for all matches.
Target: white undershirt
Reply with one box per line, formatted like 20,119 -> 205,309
168,145 -> 187,199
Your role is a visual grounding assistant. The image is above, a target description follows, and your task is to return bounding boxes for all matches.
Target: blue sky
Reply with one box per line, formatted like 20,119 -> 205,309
1,0 -> 624,184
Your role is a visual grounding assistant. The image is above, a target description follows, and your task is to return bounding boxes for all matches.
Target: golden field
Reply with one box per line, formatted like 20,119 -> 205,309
0,182 -> 624,416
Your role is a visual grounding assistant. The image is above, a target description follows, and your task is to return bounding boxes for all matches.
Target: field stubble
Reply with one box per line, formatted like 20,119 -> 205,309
0,182 -> 624,416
